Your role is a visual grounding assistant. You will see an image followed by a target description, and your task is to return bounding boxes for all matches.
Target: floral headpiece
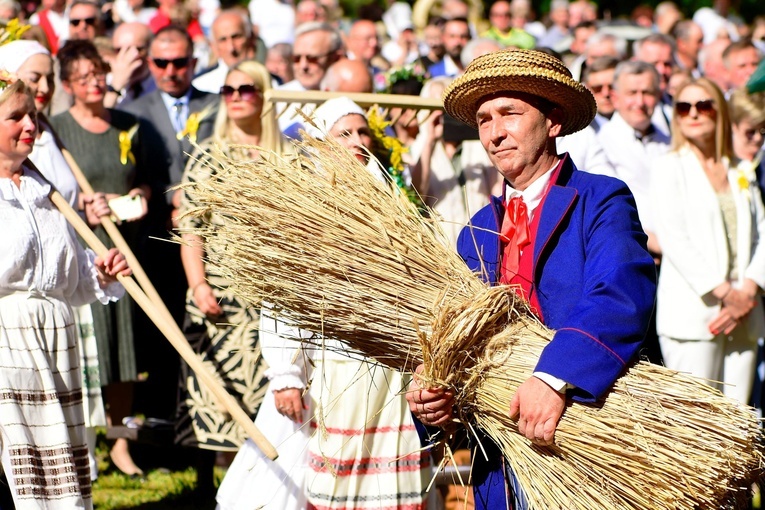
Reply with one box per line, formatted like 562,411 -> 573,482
367,108 -> 425,212
0,69 -> 18,92
385,63 -> 428,93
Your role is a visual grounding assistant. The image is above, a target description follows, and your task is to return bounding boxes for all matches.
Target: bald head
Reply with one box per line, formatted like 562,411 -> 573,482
112,22 -> 152,83
212,10 -> 255,67
113,22 -> 152,48
347,19 -> 379,64
700,38 -> 729,91
321,58 -> 373,93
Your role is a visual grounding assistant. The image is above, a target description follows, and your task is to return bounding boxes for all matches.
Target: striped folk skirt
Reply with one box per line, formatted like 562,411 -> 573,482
306,359 -> 431,510
0,293 -> 92,510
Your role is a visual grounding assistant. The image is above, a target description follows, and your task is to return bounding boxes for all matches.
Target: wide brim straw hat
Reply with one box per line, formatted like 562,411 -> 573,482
443,49 -> 597,137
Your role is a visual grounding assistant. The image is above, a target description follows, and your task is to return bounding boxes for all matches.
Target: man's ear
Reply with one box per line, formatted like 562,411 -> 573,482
547,106 -> 564,138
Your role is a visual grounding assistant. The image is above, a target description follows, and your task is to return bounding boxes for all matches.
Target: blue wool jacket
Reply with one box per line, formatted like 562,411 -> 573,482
456,156 -> 657,509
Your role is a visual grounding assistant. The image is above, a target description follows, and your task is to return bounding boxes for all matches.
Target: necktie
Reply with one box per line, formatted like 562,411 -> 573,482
172,100 -> 184,133
499,195 -> 530,283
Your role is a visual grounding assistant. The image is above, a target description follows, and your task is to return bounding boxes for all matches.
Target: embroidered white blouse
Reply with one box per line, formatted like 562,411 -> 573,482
0,166 -> 123,305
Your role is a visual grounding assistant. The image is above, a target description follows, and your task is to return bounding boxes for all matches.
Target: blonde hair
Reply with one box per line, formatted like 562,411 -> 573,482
728,88 -> 765,127
671,77 -> 732,162
212,60 -> 284,155
0,79 -> 29,104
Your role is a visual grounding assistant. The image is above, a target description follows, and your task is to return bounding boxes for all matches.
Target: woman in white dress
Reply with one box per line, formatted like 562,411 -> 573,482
0,78 -> 132,509
651,77 -> 765,405
216,98 -> 430,510
0,39 -> 114,480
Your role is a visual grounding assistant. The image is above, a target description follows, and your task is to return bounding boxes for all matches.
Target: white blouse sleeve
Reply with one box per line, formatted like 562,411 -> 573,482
68,244 -> 125,307
260,305 -> 314,392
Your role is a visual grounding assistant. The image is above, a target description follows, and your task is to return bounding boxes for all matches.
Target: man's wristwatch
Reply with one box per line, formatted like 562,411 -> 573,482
107,84 -> 123,96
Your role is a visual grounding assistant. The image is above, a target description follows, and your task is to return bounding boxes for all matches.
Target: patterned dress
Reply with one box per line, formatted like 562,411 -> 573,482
175,141 -> 269,450
0,168 -> 123,509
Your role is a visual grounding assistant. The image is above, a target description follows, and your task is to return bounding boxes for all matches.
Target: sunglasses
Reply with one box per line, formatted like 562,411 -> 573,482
152,57 -> 192,69
69,16 -> 97,27
220,84 -> 261,101
744,127 -> 765,139
588,83 -> 613,94
675,99 -> 715,118
292,52 -> 331,65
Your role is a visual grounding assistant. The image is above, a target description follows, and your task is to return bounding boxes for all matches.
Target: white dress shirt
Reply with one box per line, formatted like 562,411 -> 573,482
597,112 -> 671,233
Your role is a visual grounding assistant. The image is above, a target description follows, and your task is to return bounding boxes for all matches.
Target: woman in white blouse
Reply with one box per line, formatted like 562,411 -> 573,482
651,77 -> 765,404
0,78 -> 131,509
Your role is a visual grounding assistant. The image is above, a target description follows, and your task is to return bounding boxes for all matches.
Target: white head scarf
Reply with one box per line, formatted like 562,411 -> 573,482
0,40 -> 50,73
305,97 -> 367,140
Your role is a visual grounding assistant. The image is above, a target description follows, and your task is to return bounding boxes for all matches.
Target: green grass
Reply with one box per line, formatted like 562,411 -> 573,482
91,429 -> 224,509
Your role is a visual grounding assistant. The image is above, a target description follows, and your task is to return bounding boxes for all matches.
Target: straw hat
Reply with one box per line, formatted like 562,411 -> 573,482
443,49 -> 597,137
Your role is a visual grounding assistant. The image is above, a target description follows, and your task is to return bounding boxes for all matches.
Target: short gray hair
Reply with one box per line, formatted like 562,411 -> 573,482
632,33 -> 676,59
613,59 -> 660,92
585,32 -> 627,60
460,38 -> 501,68
294,21 -> 343,53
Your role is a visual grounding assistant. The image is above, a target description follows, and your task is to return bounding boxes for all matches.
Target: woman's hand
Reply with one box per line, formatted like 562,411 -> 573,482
95,248 -> 132,287
709,307 -> 740,336
274,388 -> 305,423
405,364 -> 454,427
722,288 -> 757,321
82,192 -> 113,227
192,282 -> 222,317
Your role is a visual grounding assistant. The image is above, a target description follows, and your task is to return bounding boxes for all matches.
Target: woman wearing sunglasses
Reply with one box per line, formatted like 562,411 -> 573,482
651,77 -> 765,405
49,39 -> 151,477
175,60 -> 287,500
729,88 -> 765,186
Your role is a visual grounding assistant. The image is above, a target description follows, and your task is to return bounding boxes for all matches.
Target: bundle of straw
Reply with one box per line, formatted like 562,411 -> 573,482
180,139 -> 764,509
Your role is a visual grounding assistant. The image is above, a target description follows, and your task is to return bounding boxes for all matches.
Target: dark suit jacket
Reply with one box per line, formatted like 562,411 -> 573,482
122,87 -> 219,206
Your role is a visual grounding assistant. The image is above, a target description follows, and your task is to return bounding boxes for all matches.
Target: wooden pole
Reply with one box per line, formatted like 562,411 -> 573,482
265,89 -> 444,110
59,147 -> 171,320
47,182 -> 278,461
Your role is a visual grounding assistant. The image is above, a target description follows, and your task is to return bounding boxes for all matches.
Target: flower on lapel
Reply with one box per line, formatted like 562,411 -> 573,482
176,104 -> 214,143
118,124 -> 139,165
737,158 -> 758,195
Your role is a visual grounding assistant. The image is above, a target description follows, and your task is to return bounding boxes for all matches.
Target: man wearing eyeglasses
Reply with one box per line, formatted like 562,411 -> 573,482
582,56 -> 618,132
67,0 -> 102,41
122,24 -> 218,421
597,60 -> 669,262
277,21 -> 343,135
108,22 -> 155,108
192,10 -> 266,94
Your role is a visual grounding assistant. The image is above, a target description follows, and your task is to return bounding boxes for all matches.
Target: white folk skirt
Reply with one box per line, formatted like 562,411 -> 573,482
0,293 -> 92,510
305,359 -> 430,510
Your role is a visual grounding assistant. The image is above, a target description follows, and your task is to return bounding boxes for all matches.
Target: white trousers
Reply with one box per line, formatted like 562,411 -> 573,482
660,325 -> 758,404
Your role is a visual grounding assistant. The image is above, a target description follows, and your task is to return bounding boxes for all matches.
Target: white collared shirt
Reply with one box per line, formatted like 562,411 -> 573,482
504,163 -> 570,393
504,164 -> 556,223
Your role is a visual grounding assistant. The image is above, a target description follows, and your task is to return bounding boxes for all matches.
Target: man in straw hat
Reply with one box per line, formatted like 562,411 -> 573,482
406,49 -> 657,509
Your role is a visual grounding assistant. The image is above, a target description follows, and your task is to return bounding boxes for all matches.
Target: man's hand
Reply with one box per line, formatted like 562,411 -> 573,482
405,364 -> 455,427
110,45 -> 143,92
509,376 -> 566,446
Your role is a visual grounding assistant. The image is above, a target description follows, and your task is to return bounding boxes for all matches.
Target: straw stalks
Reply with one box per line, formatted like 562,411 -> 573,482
180,138 -> 764,509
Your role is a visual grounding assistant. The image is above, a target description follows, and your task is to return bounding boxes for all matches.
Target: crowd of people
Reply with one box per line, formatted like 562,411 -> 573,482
0,0 -> 764,508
